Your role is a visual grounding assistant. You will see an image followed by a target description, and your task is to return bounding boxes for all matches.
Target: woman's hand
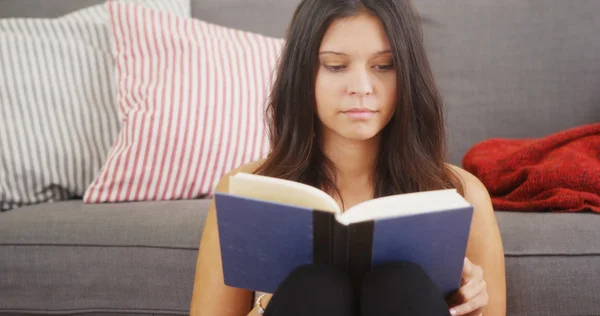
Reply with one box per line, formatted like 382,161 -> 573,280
446,257 -> 489,316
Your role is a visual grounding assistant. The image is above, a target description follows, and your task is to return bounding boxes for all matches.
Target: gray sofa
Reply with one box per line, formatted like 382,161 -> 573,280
1,1 -> 599,316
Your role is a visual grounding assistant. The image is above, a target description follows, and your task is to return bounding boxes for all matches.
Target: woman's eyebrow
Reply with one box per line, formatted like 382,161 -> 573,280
376,50 -> 392,55
318,50 -> 392,56
319,51 -> 346,56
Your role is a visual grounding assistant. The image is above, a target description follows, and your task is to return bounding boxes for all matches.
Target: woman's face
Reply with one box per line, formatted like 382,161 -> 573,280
315,12 -> 397,142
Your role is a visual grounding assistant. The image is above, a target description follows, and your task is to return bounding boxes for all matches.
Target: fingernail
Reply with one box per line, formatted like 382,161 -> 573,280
450,309 -> 457,316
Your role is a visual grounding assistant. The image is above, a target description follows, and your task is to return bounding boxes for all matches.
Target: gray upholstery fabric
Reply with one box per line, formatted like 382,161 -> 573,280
0,200 -> 209,314
413,0 -> 600,164
0,0 -> 106,18
191,0 -> 298,38
504,256 -> 600,316
496,211 -> 600,316
0,200 -> 205,248
1,247 -> 197,314
496,212 -> 600,255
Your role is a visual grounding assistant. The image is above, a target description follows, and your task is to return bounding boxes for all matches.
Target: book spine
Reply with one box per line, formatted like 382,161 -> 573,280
332,220 -> 349,270
347,220 -> 374,291
312,211 -> 335,266
312,211 -> 350,269
312,211 -> 374,291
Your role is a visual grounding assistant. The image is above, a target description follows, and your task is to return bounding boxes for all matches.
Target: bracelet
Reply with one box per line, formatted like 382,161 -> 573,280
255,293 -> 266,315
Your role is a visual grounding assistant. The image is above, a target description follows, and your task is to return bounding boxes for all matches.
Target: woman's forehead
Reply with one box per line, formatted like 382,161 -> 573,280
319,12 -> 391,56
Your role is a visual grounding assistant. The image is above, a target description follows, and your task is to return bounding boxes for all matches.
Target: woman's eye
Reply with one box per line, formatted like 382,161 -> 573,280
325,65 -> 346,72
374,64 -> 394,71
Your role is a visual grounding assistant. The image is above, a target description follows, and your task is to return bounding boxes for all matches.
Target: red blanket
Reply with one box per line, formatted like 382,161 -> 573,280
462,123 -> 600,213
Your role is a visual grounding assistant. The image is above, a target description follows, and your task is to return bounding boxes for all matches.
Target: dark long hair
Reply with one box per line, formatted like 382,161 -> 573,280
254,0 -> 464,202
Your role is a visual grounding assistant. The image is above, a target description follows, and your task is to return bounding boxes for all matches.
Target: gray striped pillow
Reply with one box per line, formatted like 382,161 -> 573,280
0,0 -> 190,211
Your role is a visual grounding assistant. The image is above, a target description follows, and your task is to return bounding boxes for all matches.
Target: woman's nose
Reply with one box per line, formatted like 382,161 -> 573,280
347,69 -> 373,96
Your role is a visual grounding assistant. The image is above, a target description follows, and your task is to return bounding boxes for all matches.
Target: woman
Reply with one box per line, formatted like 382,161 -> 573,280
190,0 -> 506,315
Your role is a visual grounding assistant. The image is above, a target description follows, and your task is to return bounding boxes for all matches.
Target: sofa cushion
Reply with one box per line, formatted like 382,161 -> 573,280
496,211 -> 600,316
0,0 -> 190,212
83,2 -> 283,204
0,199 -> 209,314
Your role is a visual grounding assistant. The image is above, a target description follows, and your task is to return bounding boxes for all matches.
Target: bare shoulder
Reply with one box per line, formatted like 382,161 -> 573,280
446,163 -> 492,210
229,158 -> 265,175
214,159 -> 266,193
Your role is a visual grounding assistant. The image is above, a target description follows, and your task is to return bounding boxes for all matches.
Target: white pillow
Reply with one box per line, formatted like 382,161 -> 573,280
0,0 -> 190,211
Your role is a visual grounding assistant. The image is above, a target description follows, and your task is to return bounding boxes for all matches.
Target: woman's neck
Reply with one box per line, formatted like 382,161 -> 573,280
319,130 -> 380,201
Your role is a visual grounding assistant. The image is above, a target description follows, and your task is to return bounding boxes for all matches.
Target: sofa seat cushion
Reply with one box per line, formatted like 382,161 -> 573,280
496,211 -> 600,316
2,201 -> 599,316
0,199 -> 209,315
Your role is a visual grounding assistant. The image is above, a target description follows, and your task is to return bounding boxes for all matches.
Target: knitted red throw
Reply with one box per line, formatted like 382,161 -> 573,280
462,123 -> 600,213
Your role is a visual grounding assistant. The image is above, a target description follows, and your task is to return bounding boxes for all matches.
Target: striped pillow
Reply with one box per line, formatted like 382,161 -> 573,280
83,1 -> 283,203
0,0 -> 190,212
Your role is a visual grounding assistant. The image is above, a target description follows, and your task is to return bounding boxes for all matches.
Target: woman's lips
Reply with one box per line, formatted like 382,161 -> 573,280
342,108 -> 377,120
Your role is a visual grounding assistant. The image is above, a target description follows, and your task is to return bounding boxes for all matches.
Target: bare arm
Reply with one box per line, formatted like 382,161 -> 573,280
189,162 -> 264,316
453,166 -> 507,316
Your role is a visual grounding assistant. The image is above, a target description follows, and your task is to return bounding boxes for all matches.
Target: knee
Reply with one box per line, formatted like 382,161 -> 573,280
364,261 -> 433,286
283,264 -> 351,291
360,262 -> 450,315
267,264 -> 355,315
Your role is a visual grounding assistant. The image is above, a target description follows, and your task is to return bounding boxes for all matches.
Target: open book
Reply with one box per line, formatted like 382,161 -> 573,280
214,172 -> 473,296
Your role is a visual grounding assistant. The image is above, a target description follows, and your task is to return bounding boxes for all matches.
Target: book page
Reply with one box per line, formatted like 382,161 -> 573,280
336,189 -> 471,225
228,172 -> 340,213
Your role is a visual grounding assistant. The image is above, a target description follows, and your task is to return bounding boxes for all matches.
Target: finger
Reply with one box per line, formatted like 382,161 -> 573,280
446,279 -> 486,307
464,260 -> 484,282
449,291 -> 489,316
461,258 -> 475,284
463,257 -> 483,277
463,257 -> 474,276
461,279 -> 487,304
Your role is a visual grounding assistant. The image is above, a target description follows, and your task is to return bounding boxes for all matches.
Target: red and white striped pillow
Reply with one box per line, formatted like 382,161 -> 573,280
83,1 -> 283,203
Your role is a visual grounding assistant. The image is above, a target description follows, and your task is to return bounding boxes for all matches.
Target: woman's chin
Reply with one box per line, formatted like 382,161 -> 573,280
321,124 -> 384,143
340,131 -> 382,142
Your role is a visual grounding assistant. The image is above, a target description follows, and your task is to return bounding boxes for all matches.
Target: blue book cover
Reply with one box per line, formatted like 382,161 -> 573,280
214,172 -> 473,297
